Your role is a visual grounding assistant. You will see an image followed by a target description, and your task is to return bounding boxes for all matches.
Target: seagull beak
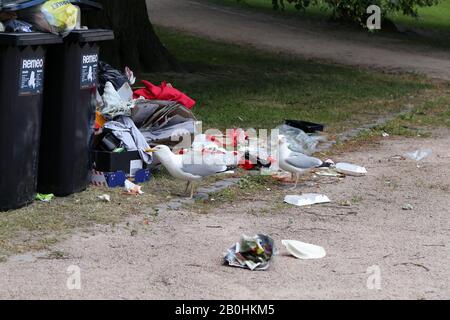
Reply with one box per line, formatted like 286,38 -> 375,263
146,148 -> 157,153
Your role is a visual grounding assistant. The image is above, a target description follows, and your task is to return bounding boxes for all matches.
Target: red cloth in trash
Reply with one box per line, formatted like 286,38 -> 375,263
133,80 -> 196,109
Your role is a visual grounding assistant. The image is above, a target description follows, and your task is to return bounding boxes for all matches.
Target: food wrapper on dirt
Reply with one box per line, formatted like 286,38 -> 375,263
224,234 -> 276,271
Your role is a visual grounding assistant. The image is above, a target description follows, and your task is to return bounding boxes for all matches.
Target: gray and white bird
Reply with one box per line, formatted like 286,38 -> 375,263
148,145 -> 234,198
278,135 -> 329,189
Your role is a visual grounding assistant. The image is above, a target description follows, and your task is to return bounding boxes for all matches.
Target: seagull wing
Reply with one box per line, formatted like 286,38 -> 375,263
285,153 -> 323,169
181,163 -> 228,177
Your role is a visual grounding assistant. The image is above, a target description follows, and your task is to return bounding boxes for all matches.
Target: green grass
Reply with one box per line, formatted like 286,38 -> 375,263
209,0 -> 450,32
391,0 -> 450,32
148,26 -> 432,132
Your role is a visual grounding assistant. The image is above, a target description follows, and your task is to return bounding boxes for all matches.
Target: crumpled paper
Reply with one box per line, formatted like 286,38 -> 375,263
224,234 -> 276,271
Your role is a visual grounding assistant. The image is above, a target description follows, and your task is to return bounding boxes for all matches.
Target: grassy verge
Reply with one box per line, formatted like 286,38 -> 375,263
148,27 -> 432,132
209,0 -> 450,32
0,27 -> 447,258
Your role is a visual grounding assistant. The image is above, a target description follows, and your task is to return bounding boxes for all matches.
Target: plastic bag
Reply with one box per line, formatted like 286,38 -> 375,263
101,82 -> 135,119
277,124 -> 327,155
405,149 -> 432,162
3,19 -> 33,32
18,0 -> 79,36
98,61 -> 130,95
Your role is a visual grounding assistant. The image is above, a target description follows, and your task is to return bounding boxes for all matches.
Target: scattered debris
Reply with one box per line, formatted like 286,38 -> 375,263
394,262 -> 430,272
315,169 -> 344,178
335,163 -> 367,177
405,149 -> 432,162
390,155 -> 407,161
282,240 -> 326,260
36,193 -> 54,203
402,204 -> 414,211
125,180 -> 144,195
98,194 -> 111,202
338,200 -> 352,207
284,194 -> 331,207
224,234 -> 275,271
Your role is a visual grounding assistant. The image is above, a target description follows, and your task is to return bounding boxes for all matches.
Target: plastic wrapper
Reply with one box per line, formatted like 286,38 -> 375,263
3,19 -> 33,32
277,124 -> 328,155
101,82 -> 135,119
406,149 -> 432,162
98,61 -> 130,95
224,234 -> 276,271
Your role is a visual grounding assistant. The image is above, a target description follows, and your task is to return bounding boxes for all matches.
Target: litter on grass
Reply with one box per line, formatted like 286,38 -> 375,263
125,180 -> 144,195
224,234 -> 276,271
282,240 -> 326,260
284,194 -> 331,207
98,194 -> 111,202
36,193 -> 54,203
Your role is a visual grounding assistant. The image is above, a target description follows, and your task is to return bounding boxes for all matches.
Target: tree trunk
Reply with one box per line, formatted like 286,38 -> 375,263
83,0 -> 181,73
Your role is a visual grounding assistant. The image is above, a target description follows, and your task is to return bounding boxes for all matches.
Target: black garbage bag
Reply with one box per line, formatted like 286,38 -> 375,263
98,61 -> 129,95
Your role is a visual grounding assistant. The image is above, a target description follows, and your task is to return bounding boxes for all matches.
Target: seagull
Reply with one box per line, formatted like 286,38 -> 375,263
147,145 -> 234,198
278,135 -> 329,189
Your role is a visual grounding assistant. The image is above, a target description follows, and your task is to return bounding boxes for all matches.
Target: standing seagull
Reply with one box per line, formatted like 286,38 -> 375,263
278,136 -> 328,189
148,145 -> 233,198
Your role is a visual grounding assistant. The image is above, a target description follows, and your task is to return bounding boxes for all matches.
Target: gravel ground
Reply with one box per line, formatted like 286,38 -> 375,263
1,131 -> 449,300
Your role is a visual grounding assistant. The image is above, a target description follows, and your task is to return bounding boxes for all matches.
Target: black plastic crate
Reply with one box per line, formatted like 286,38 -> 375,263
285,120 -> 325,133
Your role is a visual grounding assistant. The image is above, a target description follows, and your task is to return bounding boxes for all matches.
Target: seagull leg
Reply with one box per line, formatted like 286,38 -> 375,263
184,181 -> 191,195
189,182 -> 195,199
291,173 -> 300,190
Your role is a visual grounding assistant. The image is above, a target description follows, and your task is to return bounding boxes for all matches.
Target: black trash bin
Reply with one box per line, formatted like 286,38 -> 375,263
38,29 -> 114,196
0,33 -> 62,211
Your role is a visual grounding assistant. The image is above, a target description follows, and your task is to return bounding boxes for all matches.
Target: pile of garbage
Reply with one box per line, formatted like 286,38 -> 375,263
0,0 -> 84,36
93,62 -> 197,168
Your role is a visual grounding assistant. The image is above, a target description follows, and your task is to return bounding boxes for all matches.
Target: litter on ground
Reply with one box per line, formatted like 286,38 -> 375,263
335,163 -> 367,177
224,234 -> 276,271
282,240 -> 327,260
284,194 -> 331,207
405,149 -> 433,162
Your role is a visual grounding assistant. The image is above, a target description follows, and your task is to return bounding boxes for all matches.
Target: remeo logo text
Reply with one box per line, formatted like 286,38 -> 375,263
83,54 -> 98,64
22,59 -> 44,69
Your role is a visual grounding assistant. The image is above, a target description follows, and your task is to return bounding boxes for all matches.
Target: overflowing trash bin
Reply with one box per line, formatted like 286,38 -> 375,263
38,29 -> 114,196
0,32 -> 62,211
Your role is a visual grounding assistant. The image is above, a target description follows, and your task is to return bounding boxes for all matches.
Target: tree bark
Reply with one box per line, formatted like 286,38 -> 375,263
83,0 -> 180,73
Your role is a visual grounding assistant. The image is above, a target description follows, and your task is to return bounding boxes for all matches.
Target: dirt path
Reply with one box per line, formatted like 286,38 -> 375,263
147,0 -> 450,81
1,131 -> 449,299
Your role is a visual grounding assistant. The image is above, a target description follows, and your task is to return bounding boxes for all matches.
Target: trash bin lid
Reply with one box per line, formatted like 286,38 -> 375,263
0,0 -> 46,12
66,29 -> 114,43
70,0 -> 102,10
0,0 -> 102,11
0,32 -> 63,46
